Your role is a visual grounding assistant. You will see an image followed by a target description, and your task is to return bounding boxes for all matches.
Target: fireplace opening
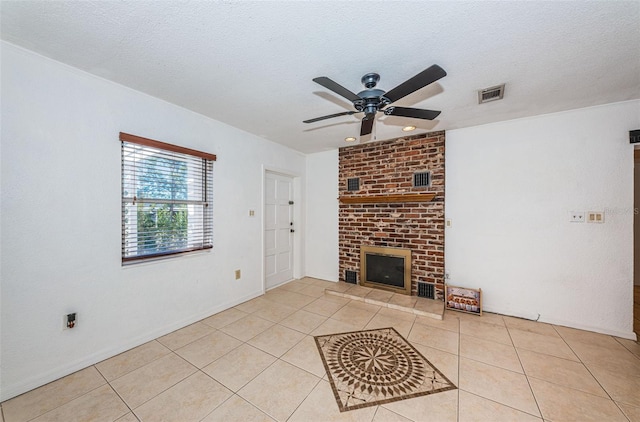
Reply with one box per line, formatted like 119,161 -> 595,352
366,255 -> 405,288
360,246 -> 411,295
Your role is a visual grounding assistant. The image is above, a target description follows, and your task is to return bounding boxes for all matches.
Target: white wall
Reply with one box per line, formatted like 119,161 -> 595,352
446,100 -> 640,339
634,160 -> 640,286
305,150 -> 339,281
0,42 -> 307,400
300,102 -> 640,339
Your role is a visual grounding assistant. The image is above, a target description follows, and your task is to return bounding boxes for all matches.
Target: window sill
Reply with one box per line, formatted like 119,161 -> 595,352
121,248 -> 212,267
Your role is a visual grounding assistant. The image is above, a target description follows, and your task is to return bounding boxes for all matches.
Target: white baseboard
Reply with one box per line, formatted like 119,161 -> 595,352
303,273 -> 338,283
482,305 -> 638,341
1,290 -> 264,402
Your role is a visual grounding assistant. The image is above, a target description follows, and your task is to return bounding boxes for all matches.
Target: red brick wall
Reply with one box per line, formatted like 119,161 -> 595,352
338,131 -> 445,297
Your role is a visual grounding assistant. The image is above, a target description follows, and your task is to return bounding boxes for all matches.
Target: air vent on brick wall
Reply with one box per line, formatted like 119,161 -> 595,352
417,282 -> 435,299
347,178 -> 360,191
345,270 -> 358,284
478,84 -> 505,104
413,171 -> 431,188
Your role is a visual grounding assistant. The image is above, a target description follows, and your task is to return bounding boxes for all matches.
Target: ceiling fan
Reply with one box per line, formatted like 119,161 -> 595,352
303,65 -> 447,137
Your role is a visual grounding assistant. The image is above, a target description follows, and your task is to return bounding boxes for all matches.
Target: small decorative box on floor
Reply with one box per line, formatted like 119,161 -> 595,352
445,284 -> 482,315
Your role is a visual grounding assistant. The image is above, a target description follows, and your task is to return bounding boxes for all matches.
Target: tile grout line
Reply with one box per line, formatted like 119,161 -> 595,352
94,341 -> 172,383
194,290 -> 327,421
612,337 -> 640,361
506,318 -> 545,420
554,326 -> 615,397
201,311 -> 314,419
23,380 -> 111,422
194,393 -> 227,422
260,285 -> 325,420
555,329 -> 635,422
103,376 -> 137,421
459,389 -> 544,420
516,322 -> 638,419
197,392 -> 266,422
157,324 -> 218,353
283,377 -> 323,422
512,328 -> 635,420
120,350 -> 200,414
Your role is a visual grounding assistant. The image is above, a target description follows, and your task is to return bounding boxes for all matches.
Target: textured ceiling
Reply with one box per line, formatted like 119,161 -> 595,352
2,1 -> 639,153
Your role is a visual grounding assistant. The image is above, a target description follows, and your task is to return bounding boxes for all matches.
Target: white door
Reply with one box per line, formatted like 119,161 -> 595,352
265,172 -> 294,289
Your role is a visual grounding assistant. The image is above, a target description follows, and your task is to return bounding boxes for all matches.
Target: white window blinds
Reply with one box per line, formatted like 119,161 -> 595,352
120,132 -> 215,263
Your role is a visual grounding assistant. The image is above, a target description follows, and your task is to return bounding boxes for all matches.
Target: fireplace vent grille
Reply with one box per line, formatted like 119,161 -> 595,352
345,270 -> 358,284
413,171 -> 431,188
417,282 -> 435,299
347,178 -> 360,191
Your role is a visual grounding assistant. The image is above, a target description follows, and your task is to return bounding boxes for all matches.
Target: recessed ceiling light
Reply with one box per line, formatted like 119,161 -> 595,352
402,126 -> 416,132
345,137 -> 357,142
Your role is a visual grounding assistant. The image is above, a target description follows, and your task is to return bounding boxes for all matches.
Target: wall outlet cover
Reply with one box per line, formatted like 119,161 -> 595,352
65,313 -> 76,329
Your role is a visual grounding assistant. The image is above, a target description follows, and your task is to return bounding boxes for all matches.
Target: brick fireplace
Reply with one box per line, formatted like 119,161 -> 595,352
338,131 -> 445,297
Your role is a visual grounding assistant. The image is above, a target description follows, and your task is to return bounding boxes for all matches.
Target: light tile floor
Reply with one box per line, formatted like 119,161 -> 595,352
2,277 -> 640,422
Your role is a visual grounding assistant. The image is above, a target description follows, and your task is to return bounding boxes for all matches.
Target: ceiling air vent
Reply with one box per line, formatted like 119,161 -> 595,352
478,84 -> 505,104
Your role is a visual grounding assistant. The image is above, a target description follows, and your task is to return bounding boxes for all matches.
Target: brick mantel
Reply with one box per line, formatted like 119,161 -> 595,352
338,131 -> 445,297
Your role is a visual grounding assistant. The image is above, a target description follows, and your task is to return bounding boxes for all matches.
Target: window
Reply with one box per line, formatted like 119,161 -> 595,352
120,132 -> 216,263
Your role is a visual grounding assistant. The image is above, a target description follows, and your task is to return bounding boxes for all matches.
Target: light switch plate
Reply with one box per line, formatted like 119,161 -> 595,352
587,211 -> 604,223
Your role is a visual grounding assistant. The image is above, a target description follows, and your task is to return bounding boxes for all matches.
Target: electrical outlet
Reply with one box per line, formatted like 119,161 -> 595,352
249,210 -> 255,217
569,211 -> 585,222
64,313 -> 76,329
235,269 -> 241,280
445,219 -> 452,228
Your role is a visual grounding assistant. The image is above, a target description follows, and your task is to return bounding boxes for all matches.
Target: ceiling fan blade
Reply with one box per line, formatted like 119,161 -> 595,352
382,65 -> 447,104
313,77 -> 361,103
360,115 -> 375,136
303,111 -> 357,124
384,106 -> 441,120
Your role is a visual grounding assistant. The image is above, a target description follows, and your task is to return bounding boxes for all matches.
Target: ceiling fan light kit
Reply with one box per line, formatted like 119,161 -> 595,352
303,65 -> 447,138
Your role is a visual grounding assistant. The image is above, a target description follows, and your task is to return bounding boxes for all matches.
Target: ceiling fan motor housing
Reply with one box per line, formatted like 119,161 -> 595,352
356,88 -> 385,114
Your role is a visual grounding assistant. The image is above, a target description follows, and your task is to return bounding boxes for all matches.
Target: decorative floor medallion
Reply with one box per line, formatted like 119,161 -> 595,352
314,327 -> 456,412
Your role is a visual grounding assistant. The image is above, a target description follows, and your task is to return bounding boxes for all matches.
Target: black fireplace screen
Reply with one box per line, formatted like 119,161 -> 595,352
365,253 -> 406,288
